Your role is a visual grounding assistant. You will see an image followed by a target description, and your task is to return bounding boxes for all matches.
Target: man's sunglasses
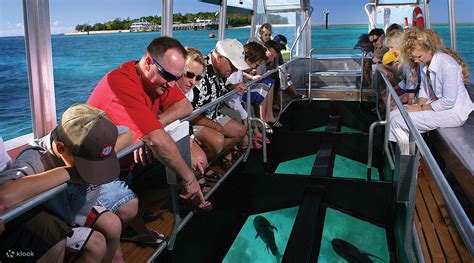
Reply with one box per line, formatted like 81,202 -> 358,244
370,36 -> 379,43
152,58 -> 182,82
184,71 -> 203,81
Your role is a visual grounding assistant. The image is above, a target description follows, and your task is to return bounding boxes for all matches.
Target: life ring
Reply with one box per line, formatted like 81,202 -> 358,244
412,7 -> 425,28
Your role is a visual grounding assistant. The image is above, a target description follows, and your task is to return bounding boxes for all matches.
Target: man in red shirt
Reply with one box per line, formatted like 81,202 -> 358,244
88,37 -> 210,243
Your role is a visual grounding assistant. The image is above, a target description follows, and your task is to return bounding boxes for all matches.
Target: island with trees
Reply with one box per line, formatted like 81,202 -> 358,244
74,12 -> 288,32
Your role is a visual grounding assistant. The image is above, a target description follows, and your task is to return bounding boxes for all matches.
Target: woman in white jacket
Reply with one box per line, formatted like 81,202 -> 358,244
389,27 -> 472,141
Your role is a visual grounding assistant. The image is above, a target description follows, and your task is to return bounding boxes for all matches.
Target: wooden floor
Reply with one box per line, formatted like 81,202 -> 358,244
415,163 -> 472,262
121,211 -> 174,263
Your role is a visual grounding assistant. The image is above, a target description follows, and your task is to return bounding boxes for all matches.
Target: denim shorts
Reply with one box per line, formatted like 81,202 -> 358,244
97,179 -> 137,213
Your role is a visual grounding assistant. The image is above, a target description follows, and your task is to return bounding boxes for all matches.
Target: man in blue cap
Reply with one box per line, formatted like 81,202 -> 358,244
273,34 -> 288,65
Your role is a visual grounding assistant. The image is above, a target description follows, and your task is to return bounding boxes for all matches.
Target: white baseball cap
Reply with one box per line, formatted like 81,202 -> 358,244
215,39 -> 249,70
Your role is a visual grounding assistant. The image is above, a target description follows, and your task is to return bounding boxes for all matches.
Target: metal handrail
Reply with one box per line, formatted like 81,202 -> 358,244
367,120 -> 386,180
290,6 -> 313,60
376,68 -> 474,256
308,48 -> 367,101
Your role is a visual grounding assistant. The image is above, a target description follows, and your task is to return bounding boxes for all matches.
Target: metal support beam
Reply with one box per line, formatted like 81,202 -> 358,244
447,0 -> 457,50
250,0 -> 258,38
424,0 -> 431,29
162,0 -> 173,37
22,0 -> 56,139
218,0 -> 228,40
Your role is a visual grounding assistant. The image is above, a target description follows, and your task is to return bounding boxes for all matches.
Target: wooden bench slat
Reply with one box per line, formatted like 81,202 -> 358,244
416,184 -> 447,262
415,210 -> 432,263
421,164 -> 472,262
418,172 -> 461,262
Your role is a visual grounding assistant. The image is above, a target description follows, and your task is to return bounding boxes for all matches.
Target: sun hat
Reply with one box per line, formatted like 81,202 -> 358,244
215,39 -> 250,70
273,35 -> 288,50
56,104 -> 119,185
383,50 -> 400,65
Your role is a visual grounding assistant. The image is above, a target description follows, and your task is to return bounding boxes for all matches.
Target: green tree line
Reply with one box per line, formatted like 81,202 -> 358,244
75,12 -> 287,32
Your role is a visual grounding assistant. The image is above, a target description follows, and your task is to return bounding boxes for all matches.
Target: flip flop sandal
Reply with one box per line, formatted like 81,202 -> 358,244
181,197 -> 213,213
252,137 -> 263,150
121,229 -> 164,245
254,135 -> 270,144
203,170 -> 221,182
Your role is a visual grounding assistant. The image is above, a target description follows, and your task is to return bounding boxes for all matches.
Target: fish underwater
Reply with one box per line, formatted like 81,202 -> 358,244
331,238 -> 384,262
253,215 -> 281,262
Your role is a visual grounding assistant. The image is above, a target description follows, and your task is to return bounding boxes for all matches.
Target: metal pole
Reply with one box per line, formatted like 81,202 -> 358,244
367,120 -> 386,180
250,0 -> 258,38
218,0 -> 227,40
424,0 -> 431,29
447,0 -> 457,50
22,0 -> 57,139
161,0 -> 173,37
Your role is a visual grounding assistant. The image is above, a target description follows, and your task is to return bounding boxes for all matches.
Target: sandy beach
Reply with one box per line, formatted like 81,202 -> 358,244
64,29 -> 130,35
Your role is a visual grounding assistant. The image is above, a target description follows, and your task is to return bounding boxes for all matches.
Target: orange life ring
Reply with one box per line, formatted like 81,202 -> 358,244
412,7 -> 425,28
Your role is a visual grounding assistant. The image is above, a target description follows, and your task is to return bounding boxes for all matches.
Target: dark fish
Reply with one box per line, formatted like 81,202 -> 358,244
331,238 -> 384,263
253,216 -> 281,261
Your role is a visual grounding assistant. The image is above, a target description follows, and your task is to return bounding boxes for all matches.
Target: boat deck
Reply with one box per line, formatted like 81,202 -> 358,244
121,211 -> 174,262
415,162 -> 472,262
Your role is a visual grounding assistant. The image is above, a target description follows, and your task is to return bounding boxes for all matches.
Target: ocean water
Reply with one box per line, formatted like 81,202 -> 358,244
0,24 -> 473,140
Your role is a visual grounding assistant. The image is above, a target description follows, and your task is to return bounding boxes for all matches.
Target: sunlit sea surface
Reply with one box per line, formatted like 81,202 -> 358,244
1,24 -> 473,140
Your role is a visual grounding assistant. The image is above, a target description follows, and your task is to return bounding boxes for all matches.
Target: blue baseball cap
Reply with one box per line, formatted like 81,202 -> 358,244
273,35 -> 288,50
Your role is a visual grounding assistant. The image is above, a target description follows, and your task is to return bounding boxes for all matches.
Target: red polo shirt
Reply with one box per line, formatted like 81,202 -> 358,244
87,61 -> 185,143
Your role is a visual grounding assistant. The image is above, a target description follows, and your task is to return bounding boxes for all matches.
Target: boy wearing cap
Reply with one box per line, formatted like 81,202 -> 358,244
191,39 -> 248,161
0,104 -> 131,262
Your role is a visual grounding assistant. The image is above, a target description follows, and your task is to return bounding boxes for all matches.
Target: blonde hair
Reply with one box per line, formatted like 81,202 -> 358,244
400,27 -> 469,83
184,47 -> 206,73
384,29 -> 403,50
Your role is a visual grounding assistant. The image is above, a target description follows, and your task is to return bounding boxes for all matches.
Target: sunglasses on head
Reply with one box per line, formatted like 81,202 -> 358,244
152,58 -> 182,82
184,71 -> 203,81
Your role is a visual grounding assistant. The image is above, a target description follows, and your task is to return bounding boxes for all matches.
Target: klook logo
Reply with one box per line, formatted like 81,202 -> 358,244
5,250 -> 34,258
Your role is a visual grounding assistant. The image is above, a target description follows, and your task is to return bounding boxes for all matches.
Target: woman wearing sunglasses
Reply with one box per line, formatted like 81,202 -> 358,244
176,47 -> 220,192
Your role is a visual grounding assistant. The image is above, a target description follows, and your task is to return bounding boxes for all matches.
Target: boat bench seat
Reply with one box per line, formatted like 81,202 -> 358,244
429,112 -> 474,203
435,113 -> 474,175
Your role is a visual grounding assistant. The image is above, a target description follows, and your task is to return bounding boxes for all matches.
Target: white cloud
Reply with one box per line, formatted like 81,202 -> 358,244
53,20 -> 60,26
15,23 -> 23,28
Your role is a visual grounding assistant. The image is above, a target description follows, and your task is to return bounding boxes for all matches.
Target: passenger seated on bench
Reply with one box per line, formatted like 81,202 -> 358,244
191,39 -> 247,165
389,28 -> 473,141
254,40 -> 281,128
225,41 -> 267,148
248,23 -> 273,46
354,33 -> 375,85
369,28 -> 385,51
176,47 -> 213,193
88,36 -> 211,243
0,104 -> 133,262
380,29 -> 419,107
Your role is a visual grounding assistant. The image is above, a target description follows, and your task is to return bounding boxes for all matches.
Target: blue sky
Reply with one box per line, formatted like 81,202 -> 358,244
0,0 -> 472,36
